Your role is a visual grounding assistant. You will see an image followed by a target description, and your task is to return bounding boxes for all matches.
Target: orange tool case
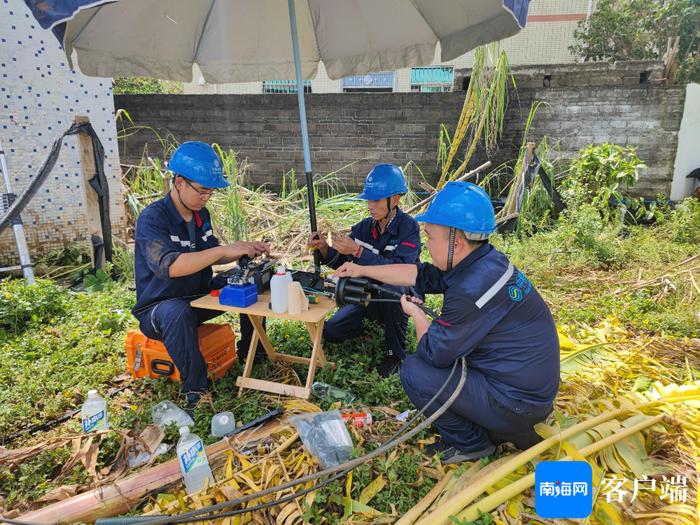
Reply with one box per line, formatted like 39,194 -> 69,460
125,324 -> 237,381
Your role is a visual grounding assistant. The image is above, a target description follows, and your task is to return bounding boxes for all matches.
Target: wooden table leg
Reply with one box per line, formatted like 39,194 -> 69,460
304,320 -> 325,392
238,315 -> 261,397
247,315 -> 279,360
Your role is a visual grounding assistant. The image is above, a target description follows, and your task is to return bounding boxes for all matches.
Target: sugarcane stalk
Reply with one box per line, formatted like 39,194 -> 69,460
395,470 -> 456,525
452,414 -> 664,522
411,394 -> 699,525
17,421 -> 283,524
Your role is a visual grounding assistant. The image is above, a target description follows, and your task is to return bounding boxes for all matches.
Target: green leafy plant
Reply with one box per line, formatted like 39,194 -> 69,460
570,0 -> 700,83
83,268 -> 114,293
0,278 -> 68,336
561,143 -> 646,223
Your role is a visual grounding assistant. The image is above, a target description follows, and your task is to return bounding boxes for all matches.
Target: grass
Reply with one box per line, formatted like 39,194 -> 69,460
0,194 -> 697,519
2,111 -> 700,520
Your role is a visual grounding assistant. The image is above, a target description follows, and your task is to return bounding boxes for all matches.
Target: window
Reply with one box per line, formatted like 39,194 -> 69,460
410,67 -> 454,92
262,80 -> 312,94
342,72 -> 395,92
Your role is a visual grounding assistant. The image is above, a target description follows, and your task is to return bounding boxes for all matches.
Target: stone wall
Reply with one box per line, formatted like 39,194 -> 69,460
116,61 -> 686,198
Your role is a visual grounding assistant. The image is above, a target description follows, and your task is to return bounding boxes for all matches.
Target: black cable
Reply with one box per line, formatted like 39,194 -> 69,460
0,385 -> 129,446
109,357 -> 467,525
174,358 -> 463,523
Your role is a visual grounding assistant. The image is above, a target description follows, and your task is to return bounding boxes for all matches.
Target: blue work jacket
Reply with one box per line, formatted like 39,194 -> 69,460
321,208 -> 421,269
414,243 -> 560,408
132,193 -> 219,315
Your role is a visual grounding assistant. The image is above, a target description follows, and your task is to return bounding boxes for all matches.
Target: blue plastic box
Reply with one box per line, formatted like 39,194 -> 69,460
219,283 -> 258,308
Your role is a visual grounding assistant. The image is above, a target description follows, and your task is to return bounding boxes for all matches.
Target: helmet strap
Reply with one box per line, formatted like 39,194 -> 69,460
174,182 -> 196,217
381,196 -> 393,220
447,227 -> 456,271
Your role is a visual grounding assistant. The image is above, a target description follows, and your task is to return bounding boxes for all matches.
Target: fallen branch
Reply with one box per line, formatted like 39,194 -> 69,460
418,414 -> 664,524
405,161 -> 491,215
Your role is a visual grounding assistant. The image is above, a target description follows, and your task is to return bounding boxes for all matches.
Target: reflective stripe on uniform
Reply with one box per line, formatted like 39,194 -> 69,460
475,263 -> 514,309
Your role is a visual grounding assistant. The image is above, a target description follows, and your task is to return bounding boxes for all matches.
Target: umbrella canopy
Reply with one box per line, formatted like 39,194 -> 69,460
26,0 -> 529,273
26,0 -> 529,83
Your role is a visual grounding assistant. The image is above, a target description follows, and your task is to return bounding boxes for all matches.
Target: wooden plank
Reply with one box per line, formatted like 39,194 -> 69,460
74,116 -> 104,270
237,317 -> 261,398
17,420 -> 283,524
273,352 -> 336,370
191,292 -> 334,324
236,377 -> 310,399
248,314 -> 280,359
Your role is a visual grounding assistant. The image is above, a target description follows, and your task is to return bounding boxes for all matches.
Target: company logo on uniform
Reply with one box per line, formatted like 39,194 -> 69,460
535,461 -> 593,518
508,286 -> 523,301
509,270 -> 532,302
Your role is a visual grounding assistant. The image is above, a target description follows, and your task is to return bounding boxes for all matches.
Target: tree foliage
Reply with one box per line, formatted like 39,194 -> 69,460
570,0 -> 700,83
112,77 -> 183,94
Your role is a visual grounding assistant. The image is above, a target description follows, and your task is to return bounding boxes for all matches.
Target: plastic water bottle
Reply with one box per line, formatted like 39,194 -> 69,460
211,411 -> 236,437
177,426 -> 215,495
270,265 -> 293,313
81,390 -> 109,433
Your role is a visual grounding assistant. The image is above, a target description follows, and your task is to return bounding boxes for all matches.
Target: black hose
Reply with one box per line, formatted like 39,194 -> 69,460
97,357 -> 467,525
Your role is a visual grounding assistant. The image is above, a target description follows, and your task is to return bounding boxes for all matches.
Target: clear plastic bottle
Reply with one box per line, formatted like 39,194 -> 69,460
270,265 -> 293,313
80,390 -> 109,433
177,426 -> 215,495
211,411 -> 236,437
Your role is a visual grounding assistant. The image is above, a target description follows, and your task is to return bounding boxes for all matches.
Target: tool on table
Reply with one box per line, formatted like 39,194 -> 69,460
214,255 -> 276,307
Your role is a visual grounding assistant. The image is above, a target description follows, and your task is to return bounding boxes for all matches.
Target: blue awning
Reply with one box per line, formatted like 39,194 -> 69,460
410,67 -> 454,85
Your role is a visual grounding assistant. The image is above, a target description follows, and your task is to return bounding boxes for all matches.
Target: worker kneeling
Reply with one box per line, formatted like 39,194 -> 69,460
307,164 -> 421,377
334,182 -> 559,464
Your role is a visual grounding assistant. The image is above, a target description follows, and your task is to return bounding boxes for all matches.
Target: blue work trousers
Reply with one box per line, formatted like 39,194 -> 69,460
136,299 -> 259,393
400,354 -> 553,452
323,299 -> 408,360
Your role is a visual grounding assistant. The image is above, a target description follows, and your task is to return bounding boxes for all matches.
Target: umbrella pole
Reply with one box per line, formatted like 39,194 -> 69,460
288,0 -> 321,274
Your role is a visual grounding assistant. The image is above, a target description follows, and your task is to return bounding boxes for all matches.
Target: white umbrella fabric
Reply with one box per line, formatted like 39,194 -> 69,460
27,0 -> 530,269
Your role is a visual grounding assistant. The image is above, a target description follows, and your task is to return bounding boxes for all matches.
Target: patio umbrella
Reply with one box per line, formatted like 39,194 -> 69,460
26,0 -> 530,270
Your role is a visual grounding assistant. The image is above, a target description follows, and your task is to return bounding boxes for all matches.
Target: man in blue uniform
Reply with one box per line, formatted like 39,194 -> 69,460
334,181 -> 560,463
132,142 -> 269,407
307,164 -> 421,377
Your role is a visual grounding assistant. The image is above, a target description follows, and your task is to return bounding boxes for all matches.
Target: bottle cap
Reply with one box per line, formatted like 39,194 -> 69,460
88,389 -> 97,396
276,265 -> 286,274
179,426 -> 190,436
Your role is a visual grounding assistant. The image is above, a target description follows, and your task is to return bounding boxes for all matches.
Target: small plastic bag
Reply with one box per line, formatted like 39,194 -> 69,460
288,410 -> 354,468
152,400 -> 194,428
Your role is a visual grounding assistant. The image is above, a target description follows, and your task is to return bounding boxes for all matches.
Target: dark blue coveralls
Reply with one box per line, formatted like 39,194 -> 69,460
321,208 -> 421,360
401,243 -> 560,452
132,193 -> 257,394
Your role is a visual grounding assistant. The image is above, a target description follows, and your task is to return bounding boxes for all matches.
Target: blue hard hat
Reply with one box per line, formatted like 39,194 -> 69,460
416,181 -> 496,238
357,164 -> 408,200
167,141 -> 229,189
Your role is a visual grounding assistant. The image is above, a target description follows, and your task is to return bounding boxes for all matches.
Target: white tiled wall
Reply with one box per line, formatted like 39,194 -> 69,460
0,0 -> 124,265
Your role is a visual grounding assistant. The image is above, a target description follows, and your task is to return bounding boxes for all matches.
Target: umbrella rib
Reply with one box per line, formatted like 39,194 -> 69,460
193,0 -> 217,68
71,4 -> 108,46
304,0 -> 322,66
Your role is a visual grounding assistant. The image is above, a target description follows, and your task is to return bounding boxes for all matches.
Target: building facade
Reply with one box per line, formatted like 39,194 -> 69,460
0,0 -> 124,266
184,0 -> 593,95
